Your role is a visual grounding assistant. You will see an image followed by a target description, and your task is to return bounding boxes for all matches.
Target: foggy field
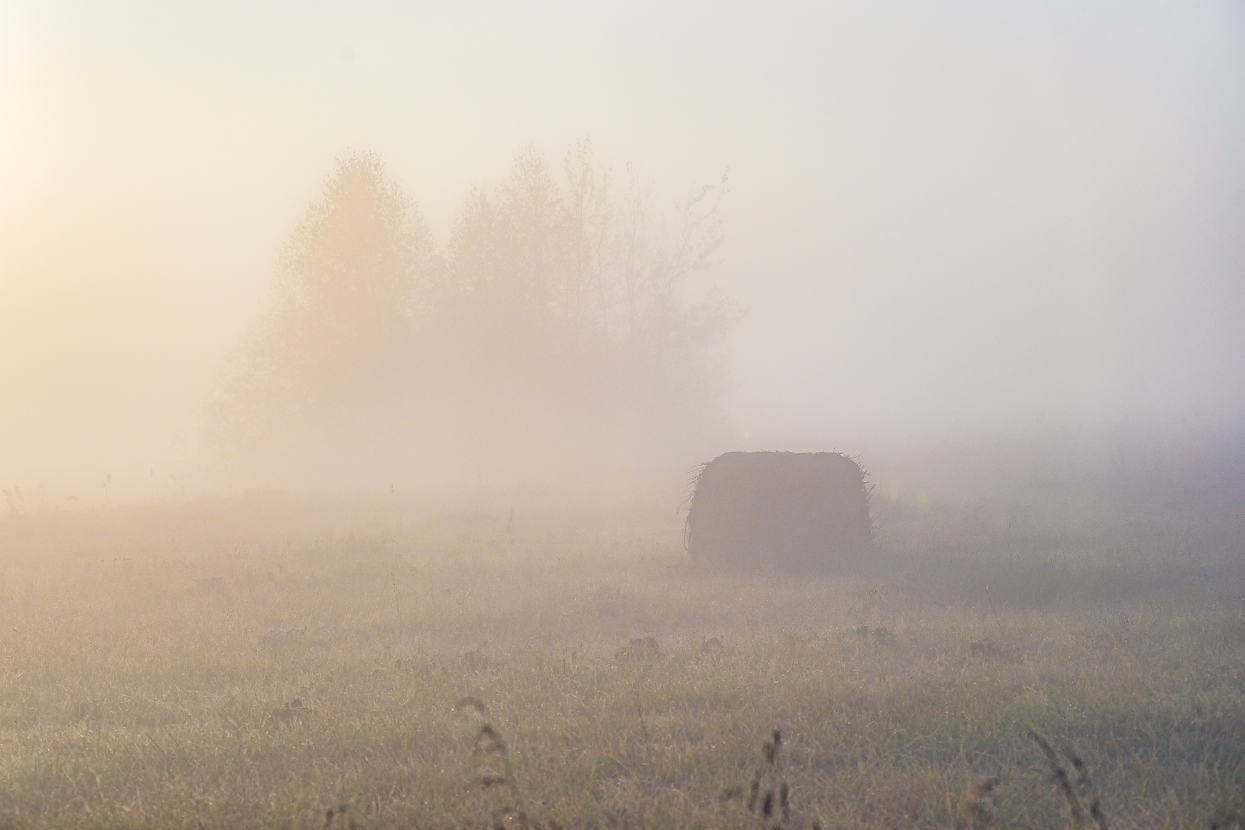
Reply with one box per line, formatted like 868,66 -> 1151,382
5,3 -> 1245,828
2,486 -> 1243,830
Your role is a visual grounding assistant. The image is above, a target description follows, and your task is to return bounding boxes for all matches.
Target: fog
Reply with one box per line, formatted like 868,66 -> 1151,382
3,0 -> 1244,504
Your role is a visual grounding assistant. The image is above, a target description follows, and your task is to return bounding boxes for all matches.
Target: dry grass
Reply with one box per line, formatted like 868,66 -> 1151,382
0,490 -> 1242,828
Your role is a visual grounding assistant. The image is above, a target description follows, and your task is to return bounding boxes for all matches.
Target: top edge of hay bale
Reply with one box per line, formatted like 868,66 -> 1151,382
684,451 -> 872,572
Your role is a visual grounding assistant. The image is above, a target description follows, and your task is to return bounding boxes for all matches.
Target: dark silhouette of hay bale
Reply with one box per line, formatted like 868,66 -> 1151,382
685,451 -> 872,571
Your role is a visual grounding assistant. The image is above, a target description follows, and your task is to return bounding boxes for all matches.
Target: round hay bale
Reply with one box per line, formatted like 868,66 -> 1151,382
685,451 -> 872,572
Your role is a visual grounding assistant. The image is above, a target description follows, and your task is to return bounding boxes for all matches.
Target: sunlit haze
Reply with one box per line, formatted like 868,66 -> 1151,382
5,7 -> 1245,824
3,1 -> 1243,503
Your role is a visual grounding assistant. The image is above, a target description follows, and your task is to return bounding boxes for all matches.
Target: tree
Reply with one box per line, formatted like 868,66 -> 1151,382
202,151 -> 436,485
434,142 -> 733,478
204,143 -> 732,491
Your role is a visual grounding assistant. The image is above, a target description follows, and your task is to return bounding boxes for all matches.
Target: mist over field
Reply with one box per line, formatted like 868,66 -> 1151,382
2,2 -> 1245,828
3,0 -> 1244,503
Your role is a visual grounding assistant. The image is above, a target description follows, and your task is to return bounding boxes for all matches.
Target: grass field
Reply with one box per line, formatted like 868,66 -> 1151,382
1,482 -> 1243,829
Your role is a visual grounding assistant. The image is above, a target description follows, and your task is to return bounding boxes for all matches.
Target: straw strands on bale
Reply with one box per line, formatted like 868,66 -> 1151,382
685,451 -> 873,572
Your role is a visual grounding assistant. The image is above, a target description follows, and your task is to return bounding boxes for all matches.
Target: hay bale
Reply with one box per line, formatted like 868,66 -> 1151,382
685,451 -> 872,571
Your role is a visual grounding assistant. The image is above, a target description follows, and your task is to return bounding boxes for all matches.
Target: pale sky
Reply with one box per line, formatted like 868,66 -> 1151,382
2,1 -> 1243,502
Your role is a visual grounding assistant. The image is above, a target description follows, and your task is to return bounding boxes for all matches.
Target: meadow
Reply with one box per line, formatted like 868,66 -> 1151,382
0,477 -> 1242,829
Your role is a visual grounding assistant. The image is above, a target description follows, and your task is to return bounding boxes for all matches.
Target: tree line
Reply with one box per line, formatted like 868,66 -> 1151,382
202,142 -> 733,491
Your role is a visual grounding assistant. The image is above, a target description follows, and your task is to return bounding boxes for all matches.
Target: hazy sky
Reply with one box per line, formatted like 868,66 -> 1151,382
2,1 -> 1243,500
